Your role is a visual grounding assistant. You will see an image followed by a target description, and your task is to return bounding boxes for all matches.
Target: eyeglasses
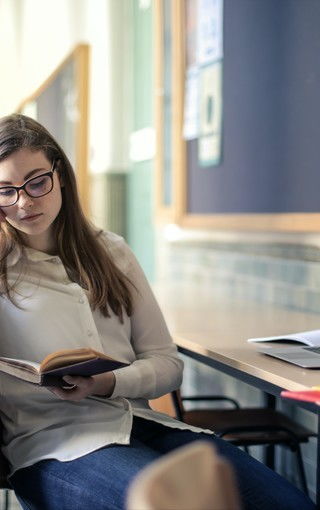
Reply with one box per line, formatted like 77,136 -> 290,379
0,161 -> 56,207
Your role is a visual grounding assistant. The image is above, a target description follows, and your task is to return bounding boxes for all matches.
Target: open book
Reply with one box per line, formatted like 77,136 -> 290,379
0,347 -> 129,387
247,329 -> 320,347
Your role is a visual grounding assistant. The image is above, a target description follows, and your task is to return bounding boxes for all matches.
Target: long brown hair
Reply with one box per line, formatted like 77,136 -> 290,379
0,113 -> 133,321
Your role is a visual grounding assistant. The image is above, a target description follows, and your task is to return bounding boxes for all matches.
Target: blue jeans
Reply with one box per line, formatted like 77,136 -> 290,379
9,417 -> 316,510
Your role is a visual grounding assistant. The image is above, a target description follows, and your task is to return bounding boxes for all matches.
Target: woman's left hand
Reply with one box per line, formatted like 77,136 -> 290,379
48,372 -> 116,401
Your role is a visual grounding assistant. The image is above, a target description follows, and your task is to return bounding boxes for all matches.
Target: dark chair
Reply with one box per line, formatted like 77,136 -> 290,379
0,464 -> 10,510
0,424 -> 11,510
171,390 -> 316,496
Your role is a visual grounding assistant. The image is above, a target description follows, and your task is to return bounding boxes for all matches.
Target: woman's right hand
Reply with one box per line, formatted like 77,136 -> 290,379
48,372 -> 116,401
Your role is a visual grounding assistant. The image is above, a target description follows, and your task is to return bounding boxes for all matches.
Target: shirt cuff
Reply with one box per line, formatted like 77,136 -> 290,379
111,362 -> 156,400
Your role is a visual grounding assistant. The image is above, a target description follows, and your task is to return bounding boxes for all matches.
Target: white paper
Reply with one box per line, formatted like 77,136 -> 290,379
183,67 -> 199,140
247,329 -> 320,347
197,0 -> 223,65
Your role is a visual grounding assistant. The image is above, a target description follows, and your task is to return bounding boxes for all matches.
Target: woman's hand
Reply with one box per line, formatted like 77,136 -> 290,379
48,372 -> 116,401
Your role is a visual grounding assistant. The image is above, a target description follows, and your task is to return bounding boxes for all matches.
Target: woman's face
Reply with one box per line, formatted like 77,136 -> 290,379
0,148 -> 63,253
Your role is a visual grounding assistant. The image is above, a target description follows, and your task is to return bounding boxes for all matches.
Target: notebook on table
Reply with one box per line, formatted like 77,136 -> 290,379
247,329 -> 320,368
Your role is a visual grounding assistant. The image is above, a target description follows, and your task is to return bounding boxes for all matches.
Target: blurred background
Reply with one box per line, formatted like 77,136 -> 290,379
1,0 -> 320,506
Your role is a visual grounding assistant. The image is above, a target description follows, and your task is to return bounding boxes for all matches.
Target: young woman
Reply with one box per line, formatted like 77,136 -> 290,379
0,114 -> 315,510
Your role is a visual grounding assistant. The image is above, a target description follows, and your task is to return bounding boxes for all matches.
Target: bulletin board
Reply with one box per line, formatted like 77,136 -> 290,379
157,0 -> 320,231
17,44 -> 90,213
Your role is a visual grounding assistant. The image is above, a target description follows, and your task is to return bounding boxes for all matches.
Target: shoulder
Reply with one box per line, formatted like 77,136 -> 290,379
98,230 -> 132,273
99,230 -> 127,251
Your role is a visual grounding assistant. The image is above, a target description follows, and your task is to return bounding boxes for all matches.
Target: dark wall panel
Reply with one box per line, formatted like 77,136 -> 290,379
188,0 -> 320,214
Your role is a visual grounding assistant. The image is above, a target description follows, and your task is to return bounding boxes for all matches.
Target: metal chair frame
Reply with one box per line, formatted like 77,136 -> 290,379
171,390 -> 315,496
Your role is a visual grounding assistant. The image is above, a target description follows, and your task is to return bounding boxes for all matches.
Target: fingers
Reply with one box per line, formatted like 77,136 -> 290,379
63,375 -> 91,388
48,375 -> 95,401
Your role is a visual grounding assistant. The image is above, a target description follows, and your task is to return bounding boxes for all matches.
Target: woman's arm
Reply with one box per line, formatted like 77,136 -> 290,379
110,240 -> 183,400
50,238 -> 183,402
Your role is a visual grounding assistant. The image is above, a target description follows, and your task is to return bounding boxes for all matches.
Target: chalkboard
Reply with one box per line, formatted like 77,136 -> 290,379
169,0 -> 320,231
18,45 -> 89,213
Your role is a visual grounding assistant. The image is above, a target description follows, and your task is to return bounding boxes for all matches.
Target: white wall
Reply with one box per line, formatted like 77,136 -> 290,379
0,0 -> 20,114
0,0 -> 132,174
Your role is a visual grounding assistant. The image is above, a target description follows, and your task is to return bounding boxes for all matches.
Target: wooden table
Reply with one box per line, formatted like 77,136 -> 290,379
154,282 -> 320,504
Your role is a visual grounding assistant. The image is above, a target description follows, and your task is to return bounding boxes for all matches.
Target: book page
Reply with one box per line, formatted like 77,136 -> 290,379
247,329 -> 320,346
0,357 -> 40,374
40,347 -> 115,372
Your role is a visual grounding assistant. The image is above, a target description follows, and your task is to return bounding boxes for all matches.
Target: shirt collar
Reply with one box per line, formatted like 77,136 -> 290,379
7,244 -> 58,267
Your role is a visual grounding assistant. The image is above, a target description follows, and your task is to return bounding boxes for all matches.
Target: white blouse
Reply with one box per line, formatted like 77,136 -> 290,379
0,232 -> 204,475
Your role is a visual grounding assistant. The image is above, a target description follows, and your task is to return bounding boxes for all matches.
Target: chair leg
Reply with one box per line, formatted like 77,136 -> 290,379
294,444 -> 309,496
2,489 -> 10,510
264,443 -> 275,470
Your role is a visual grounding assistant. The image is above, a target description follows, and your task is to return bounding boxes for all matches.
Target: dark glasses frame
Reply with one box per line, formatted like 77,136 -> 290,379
0,160 -> 56,207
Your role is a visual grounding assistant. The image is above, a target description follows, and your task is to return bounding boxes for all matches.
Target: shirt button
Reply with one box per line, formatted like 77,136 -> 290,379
79,297 -> 85,304
87,330 -> 93,337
